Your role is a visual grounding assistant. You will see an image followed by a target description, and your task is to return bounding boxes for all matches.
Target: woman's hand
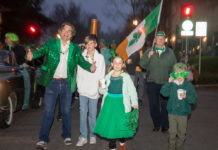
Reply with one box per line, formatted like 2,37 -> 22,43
133,105 -> 139,109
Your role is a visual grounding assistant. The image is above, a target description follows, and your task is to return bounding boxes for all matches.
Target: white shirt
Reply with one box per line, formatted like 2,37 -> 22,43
76,49 -> 105,99
53,41 -> 70,78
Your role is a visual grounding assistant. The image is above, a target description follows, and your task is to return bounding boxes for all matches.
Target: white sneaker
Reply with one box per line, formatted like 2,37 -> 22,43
64,138 -> 72,146
36,141 -> 47,150
90,137 -> 96,144
75,137 -> 87,146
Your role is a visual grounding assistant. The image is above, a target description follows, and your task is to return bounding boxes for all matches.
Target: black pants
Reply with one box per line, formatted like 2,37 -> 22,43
109,138 -> 126,149
147,82 -> 169,128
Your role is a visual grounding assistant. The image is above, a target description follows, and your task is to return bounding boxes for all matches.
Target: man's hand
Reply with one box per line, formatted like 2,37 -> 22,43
26,48 -> 33,61
148,50 -> 154,59
91,61 -> 96,73
126,59 -> 132,64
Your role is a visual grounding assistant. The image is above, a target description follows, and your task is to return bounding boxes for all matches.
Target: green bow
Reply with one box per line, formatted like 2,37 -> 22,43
155,47 -> 165,51
125,109 -> 139,131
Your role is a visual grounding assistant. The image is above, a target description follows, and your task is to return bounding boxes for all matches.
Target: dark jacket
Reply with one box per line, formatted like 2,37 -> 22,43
160,80 -> 197,116
140,47 -> 177,84
126,51 -> 140,75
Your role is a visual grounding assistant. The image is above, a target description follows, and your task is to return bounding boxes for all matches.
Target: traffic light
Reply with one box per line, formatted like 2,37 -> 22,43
28,25 -> 37,34
181,4 -> 194,37
182,4 -> 193,18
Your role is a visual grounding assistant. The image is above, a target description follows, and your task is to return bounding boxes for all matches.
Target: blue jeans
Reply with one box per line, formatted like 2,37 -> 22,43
39,79 -> 72,142
79,95 -> 98,138
147,82 -> 169,128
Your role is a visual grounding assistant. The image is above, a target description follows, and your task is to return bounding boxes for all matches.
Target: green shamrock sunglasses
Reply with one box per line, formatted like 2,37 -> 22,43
170,71 -> 189,79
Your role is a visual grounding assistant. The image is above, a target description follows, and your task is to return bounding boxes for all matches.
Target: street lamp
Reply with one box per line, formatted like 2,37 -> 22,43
203,37 -> 207,43
133,19 -> 138,26
171,35 -> 176,48
171,35 -> 176,42
165,37 -> 168,43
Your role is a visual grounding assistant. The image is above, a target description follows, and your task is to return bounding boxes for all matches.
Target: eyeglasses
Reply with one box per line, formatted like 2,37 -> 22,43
170,71 -> 189,79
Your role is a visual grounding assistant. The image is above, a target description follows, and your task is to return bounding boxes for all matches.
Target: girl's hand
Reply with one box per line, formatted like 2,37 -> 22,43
98,81 -> 102,88
133,105 -> 139,109
168,76 -> 174,83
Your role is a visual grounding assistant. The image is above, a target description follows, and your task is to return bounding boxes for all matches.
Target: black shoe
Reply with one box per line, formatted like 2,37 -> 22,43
153,126 -> 160,132
139,99 -> 142,106
161,127 -> 169,133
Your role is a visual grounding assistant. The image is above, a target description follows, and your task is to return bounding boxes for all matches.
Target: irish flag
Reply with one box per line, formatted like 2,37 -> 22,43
116,2 -> 162,61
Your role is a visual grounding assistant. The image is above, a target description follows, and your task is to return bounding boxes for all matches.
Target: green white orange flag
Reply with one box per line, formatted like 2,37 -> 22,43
116,2 -> 162,61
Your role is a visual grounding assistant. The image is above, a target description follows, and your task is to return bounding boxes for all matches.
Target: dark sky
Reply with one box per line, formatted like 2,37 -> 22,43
42,0 -> 132,32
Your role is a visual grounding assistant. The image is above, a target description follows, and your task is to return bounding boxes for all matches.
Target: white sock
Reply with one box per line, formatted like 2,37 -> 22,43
120,142 -> 125,146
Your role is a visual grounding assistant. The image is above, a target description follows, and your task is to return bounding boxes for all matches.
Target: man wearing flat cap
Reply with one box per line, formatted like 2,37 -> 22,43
140,31 -> 177,133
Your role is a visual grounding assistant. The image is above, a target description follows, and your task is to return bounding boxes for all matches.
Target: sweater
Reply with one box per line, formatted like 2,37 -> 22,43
77,49 -> 105,99
99,70 -> 138,113
160,80 -> 197,116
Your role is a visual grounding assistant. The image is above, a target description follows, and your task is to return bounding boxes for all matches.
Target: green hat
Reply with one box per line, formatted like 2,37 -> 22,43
106,43 -> 110,48
78,43 -> 85,47
173,62 -> 187,72
111,40 -> 118,45
99,39 -> 106,44
155,31 -> 165,37
5,32 -> 19,42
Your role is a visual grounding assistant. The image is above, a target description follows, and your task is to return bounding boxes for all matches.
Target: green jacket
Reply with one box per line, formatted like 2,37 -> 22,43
33,38 -> 91,92
160,80 -> 197,116
140,47 -> 177,84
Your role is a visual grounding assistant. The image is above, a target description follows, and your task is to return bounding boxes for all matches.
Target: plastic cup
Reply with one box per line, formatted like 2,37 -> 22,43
100,79 -> 106,88
177,89 -> 186,100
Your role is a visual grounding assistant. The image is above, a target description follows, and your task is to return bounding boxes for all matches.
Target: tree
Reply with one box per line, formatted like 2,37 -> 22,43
0,0 -> 52,44
46,1 -> 98,43
103,0 -> 159,45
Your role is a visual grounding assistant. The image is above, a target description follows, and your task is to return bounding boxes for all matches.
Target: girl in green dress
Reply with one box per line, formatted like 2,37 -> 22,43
94,56 -> 139,150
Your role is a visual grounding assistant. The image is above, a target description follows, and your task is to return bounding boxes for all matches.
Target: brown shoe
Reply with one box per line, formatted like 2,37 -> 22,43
152,126 -> 160,132
161,127 -> 169,133
119,143 -> 126,150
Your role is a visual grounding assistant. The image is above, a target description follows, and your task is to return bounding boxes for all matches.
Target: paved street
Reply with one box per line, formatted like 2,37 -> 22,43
0,86 -> 218,150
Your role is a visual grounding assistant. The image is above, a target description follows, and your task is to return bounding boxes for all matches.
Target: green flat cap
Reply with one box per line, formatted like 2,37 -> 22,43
155,31 -> 166,37
111,40 -> 118,45
99,39 -> 106,44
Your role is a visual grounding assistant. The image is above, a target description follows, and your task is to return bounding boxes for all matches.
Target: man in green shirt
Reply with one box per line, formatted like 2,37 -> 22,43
27,22 -> 96,149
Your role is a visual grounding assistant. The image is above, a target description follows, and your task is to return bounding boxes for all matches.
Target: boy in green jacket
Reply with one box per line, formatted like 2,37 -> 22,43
160,62 -> 197,150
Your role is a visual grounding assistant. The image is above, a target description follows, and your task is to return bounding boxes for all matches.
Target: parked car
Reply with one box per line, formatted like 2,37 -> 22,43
0,50 -> 41,129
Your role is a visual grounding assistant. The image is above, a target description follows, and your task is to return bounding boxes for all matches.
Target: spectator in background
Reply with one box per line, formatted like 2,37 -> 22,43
99,39 -> 112,71
215,42 -> 218,56
0,39 -> 5,50
187,64 -> 193,82
110,40 -> 118,50
192,65 -> 199,84
5,32 -> 26,65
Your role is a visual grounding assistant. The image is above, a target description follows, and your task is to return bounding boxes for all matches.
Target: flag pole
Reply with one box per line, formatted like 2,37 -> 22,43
152,0 -> 164,48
